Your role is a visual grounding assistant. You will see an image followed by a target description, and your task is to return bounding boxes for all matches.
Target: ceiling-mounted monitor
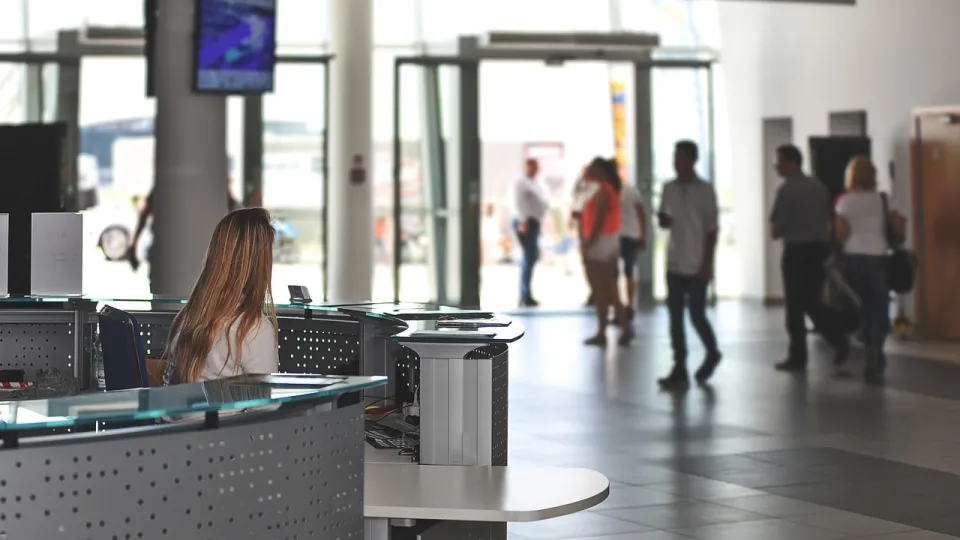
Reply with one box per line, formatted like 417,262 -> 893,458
193,0 -> 277,94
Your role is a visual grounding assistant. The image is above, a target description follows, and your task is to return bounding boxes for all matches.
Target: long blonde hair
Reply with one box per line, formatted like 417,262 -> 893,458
167,208 -> 278,383
845,155 -> 878,191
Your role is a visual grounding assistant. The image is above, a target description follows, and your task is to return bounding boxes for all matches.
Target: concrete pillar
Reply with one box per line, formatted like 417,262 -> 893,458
633,63 -> 655,306
327,0 -> 374,302
151,0 -> 228,297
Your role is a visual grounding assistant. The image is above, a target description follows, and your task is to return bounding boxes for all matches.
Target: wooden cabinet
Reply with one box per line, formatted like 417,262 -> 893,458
912,107 -> 960,339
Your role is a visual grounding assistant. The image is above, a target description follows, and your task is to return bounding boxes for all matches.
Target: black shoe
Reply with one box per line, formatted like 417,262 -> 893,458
658,367 -> 690,389
519,298 -> 540,308
612,308 -> 636,325
833,339 -> 850,366
695,351 -> 722,383
775,359 -> 806,373
617,329 -> 635,347
584,335 -> 607,347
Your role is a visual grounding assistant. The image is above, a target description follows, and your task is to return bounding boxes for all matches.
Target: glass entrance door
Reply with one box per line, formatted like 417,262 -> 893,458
262,60 -> 330,301
391,59 -> 465,305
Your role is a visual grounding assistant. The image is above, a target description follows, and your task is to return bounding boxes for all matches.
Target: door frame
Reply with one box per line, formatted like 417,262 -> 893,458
392,37 -> 718,307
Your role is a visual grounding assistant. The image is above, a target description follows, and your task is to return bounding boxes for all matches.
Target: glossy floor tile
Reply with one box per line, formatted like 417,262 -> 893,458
505,305 -> 960,539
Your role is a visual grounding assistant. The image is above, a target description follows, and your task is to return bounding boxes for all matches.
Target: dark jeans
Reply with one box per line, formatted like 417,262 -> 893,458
782,243 -> 847,364
618,237 -> 640,278
514,218 -> 541,301
667,272 -> 718,366
845,254 -> 891,356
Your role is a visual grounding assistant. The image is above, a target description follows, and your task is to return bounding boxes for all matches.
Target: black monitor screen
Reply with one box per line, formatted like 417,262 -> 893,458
193,0 -> 277,94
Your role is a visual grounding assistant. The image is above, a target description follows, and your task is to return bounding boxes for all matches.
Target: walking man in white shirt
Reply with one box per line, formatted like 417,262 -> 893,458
618,179 -> 646,321
512,158 -> 550,307
657,140 -> 722,388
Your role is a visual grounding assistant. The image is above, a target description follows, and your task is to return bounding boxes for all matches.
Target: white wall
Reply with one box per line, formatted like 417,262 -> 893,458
717,0 -> 960,303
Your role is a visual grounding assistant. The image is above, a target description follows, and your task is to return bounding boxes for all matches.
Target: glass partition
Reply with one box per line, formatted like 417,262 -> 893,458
263,63 -> 328,299
0,375 -> 387,432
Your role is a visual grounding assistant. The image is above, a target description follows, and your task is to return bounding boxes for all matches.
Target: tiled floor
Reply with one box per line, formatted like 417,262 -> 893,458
505,303 -> 960,540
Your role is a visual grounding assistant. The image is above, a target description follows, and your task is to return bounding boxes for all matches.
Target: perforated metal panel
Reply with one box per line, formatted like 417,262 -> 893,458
489,346 -> 509,467
0,403 -> 365,540
137,321 -> 171,358
0,323 -> 76,378
393,345 -> 419,404
92,312 -> 363,378
278,318 -> 360,376
462,344 -> 509,466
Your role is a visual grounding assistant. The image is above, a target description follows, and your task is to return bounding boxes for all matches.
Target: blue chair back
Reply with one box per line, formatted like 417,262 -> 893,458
98,305 -> 148,391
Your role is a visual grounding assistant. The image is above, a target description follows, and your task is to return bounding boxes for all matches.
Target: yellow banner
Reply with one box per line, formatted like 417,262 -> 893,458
610,80 -> 628,180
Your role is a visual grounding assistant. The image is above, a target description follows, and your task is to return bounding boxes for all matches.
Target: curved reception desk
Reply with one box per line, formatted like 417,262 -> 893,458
0,297 -> 608,540
0,374 -> 386,539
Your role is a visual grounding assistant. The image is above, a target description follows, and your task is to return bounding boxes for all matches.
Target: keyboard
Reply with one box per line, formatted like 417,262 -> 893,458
365,421 -> 418,450
365,436 -> 413,450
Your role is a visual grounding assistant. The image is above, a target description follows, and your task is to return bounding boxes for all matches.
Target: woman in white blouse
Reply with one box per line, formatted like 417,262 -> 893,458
834,156 -> 905,383
163,208 -> 279,384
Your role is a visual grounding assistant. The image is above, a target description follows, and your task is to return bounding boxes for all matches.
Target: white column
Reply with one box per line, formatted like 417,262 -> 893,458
151,0 -> 228,297
328,0 -> 374,302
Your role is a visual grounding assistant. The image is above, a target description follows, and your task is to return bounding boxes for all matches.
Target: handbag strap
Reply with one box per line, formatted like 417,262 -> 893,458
879,192 -> 895,249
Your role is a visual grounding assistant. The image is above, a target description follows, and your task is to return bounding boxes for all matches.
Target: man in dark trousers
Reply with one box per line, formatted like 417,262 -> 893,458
511,158 -> 549,307
657,141 -> 722,388
769,144 -> 849,372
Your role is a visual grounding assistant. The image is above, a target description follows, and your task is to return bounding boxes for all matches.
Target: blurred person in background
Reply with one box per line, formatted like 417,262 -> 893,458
770,144 -> 849,373
481,202 -> 501,265
834,156 -> 906,383
657,141 -> 722,388
618,176 -> 647,321
511,158 -> 550,307
127,183 -> 241,272
570,167 -> 599,307
580,158 -> 632,346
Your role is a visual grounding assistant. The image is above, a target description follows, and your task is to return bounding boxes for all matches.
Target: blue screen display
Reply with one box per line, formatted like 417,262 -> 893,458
194,0 -> 277,93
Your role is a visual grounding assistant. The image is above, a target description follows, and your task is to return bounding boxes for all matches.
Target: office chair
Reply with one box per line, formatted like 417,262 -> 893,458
98,305 -> 148,391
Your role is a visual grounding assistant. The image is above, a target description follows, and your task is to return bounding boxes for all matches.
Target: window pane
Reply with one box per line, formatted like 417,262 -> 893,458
26,0 -> 143,51
373,48 -> 421,302
0,64 -> 27,123
78,58 -> 155,297
263,63 -> 327,297
421,0 -> 611,41
276,0 -> 330,53
0,0 -> 24,50
374,0 -> 418,45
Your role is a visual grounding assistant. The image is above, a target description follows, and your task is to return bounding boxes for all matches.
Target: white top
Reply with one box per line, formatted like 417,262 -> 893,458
364,463 -> 609,522
511,176 -> 549,222
835,191 -> 889,256
658,178 -> 719,276
571,180 -> 599,213
619,182 -> 644,239
169,314 -> 278,381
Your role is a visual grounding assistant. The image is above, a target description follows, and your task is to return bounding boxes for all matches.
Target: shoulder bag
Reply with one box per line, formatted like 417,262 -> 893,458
880,193 -> 916,294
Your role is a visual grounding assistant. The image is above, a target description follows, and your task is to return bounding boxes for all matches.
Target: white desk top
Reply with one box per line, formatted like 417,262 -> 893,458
364,462 -> 609,522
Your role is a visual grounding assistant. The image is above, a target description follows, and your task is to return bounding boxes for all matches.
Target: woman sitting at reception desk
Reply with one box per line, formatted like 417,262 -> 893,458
163,208 -> 279,384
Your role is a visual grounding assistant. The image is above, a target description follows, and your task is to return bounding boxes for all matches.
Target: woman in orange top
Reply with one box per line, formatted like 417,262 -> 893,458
581,157 -> 633,346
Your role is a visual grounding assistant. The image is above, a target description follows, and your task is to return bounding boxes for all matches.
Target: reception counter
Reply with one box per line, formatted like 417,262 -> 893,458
0,374 -> 386,539
0,297 -> 610,540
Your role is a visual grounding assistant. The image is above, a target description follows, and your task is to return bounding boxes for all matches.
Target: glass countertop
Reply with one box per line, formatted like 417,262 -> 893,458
0,374 -> 386,431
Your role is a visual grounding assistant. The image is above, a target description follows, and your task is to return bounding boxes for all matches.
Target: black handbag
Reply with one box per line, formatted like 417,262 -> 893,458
880,193 -> 916,294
